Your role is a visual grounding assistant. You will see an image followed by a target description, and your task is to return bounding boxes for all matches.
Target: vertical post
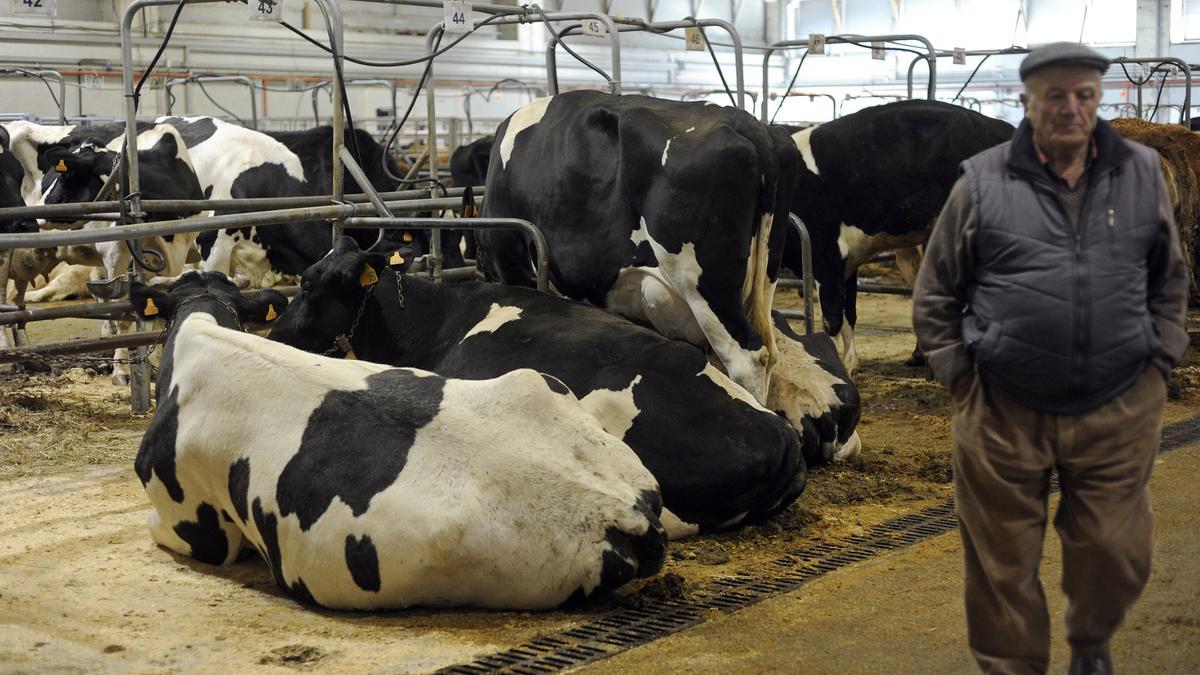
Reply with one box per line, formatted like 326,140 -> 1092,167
311,0 -> 346,244
425,24 -> 444,283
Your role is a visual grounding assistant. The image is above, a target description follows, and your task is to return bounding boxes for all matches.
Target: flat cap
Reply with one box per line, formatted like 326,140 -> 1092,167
1019,42 -> 1110,80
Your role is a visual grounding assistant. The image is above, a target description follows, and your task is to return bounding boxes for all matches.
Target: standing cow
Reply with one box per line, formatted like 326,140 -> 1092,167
478,91 -> 800,404
129,271 -> 666,610
786,100 -> 1014,371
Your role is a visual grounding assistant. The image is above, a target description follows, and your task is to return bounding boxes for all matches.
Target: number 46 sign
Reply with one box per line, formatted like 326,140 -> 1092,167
12,0 -> 56,17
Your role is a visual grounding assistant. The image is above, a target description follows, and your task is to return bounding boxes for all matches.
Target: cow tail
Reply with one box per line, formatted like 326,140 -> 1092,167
743,131 -> 782,376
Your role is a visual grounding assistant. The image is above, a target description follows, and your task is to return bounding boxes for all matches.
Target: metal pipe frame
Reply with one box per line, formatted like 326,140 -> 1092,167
1111,57 -> 1192,124
762,34 -> 937,123
547,18 -> 743,110
904,47 -> 1028,99
0,68 -> 67,124
310,78 -> 398,128
765,90 -> 837,120
0,186 -> 483,222
163,74 -> 260,129
0,198 -> 485,251
344,217 -> 551,293
788,214 -> 814,335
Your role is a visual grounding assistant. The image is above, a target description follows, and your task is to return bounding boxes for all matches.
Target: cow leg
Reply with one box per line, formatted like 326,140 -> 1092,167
894,245 -> 928,367
98,241 -> 135,385
840,272 -> 860,374
25,264 -> 93,303
476,230 -> 537,287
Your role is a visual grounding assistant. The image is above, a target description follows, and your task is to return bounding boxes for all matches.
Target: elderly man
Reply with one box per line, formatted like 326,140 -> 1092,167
913,43 -> 1189,675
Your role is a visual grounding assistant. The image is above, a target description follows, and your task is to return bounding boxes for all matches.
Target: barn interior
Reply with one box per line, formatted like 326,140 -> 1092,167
1,0 -> 1198,673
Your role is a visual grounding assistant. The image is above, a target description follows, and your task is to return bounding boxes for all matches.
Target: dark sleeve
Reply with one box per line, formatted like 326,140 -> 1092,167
912,174 -> 976,393
1147,167 -> 1190,376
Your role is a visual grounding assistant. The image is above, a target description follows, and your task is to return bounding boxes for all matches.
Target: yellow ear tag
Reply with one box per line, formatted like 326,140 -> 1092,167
144,298 -> 159,316
402,232 -> 413,242
359,263 -> 378,287
54,159 -> 68,173
265,304 -> 278,321
389,251 -> 405,265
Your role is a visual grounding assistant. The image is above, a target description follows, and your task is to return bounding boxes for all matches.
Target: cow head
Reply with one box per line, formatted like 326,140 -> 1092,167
0,126 -> 37,234
268,235 -> 411,355
130,271 -> 288,331
38,142 -> 114,226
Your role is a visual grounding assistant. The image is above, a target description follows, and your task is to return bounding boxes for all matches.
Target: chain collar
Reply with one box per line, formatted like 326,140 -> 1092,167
323,267 -> 406,358
165,293 -> 247,336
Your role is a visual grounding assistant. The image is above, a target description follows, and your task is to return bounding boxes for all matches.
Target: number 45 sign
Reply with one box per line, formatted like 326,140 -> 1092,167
13,0 -> 56,17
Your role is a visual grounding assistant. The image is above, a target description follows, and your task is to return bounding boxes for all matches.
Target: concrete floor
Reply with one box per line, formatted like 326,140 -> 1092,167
584,441 -> 1200,675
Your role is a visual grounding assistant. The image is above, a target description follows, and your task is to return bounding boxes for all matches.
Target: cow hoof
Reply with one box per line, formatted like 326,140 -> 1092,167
903,352 -> 927,368
111,373 -> 130,386
832,432 -> 862,463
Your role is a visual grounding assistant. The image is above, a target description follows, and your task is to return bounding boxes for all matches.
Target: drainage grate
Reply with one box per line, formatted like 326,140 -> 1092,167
435,417 -> 1200,674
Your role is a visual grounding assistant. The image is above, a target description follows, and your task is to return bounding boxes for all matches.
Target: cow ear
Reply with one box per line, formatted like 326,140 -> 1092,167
43,146 -> 76,175
94,151 -> 117,177
238,289 -> 288,326
0,126 -> 9,152
384,244 -> 415,273
357,251 -> 389,288
129,281 -> 176,321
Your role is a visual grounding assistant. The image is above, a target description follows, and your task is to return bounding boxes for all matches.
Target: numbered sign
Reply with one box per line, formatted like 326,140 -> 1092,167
12,0 -> 56,16
685,26 -> 704,51
952,47 -> 966,65
249,0 -> 283,23
807,33 -> 825,55
582,18 -> 607,37
871,41 -> 885,60
82,71 -> 103,90
444,0 -> 472,33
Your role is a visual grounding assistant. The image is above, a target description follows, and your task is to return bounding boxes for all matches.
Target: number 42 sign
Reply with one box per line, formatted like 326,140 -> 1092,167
13,0 -> 56,17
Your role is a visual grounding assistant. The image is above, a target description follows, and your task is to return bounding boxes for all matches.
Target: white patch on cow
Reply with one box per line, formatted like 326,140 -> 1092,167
578,375 -> 642,440
661,138 -> 672,166
630,216 -> 649,246
460,303 -> 523,342
499,96 -> 554,169
661,508 -> 700,540
605,227 -> 771,403
791,127 -> 820,176
699,362 -> 769,412
837,223 -> 871,269
685,126 -> 696,133
150,317 -> 661,609
1,120 -> 77,205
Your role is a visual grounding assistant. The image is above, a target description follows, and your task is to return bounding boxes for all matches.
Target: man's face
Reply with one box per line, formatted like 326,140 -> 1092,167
1019,66 -> 1102,153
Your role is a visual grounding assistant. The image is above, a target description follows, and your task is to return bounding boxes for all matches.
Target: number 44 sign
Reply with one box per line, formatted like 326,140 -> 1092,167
12,0 -> 56,17
249,0 -> 283,23
444,0 -> 473,33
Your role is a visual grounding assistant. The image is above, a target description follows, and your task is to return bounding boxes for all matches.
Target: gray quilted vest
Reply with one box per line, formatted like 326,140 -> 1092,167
961,119 -> 1163,414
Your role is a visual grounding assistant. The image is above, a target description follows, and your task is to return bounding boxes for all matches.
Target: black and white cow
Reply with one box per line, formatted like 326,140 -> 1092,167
3,121 -> 205,381
129,271 -> 666,610
786,100 -> 1014,371
478,92 -> 800,405
269,236 -> 815,537
0,126 -> 36,236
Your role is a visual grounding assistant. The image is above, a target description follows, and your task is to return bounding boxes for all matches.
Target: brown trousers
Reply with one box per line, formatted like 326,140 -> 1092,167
951,366 -> 1166,675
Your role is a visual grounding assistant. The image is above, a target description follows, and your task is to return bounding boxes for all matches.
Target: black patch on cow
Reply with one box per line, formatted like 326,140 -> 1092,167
172,502 -> 228,565
251,497 -> 316,605
204,185 -> 214,199
221,510 -> 234,523
540,374 -> 571,395
134,384 -> 184,502
160,116 -> 219,148
228,457 -> 251,523
275,369 -> 445,531
344,534 -> 382,592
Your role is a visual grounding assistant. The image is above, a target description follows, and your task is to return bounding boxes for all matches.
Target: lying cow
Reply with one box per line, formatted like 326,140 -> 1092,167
786,100 -> 1014,371
479,92 -> 800,405
269,237 -> 815,537
129,271 -> 666,610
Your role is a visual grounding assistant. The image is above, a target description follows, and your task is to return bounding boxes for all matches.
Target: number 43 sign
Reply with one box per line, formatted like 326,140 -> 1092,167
13,0 -> 56,17
250,0 -> 283,23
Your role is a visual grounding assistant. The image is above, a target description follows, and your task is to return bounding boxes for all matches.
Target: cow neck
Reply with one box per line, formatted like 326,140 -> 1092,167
156,294 -> 243,402
350,272 -> 446,368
